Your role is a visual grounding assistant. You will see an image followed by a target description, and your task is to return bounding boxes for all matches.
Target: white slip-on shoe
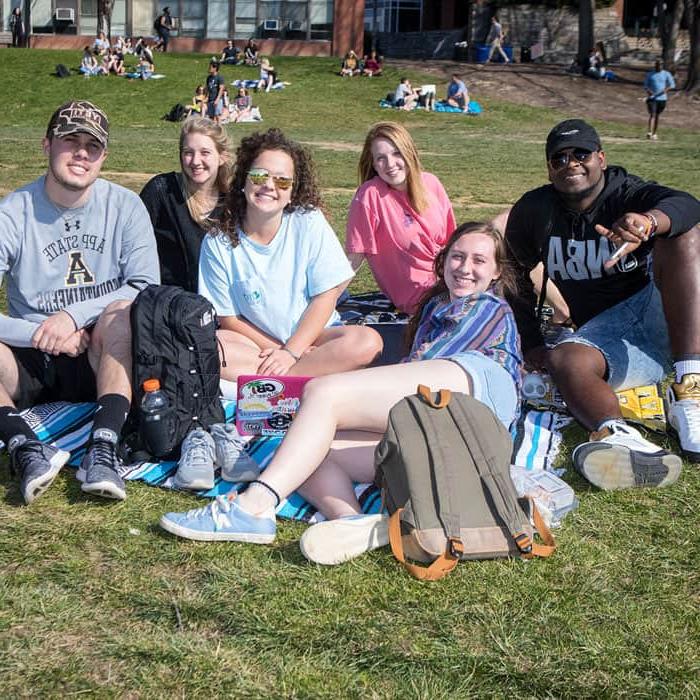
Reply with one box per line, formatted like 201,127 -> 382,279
299,514 -> 389,565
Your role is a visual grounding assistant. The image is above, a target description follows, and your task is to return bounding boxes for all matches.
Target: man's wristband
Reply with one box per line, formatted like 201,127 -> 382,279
282,346 -> 300,361
644,212 -> 659,236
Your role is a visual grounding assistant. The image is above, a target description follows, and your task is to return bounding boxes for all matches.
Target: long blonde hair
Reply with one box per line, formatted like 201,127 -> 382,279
178,116 -> 233,227
358,121 -> 428,213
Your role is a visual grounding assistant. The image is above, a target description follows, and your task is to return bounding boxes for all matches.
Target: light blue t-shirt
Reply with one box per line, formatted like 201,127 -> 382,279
199,208 -> 353,343
644,69 -> 675,101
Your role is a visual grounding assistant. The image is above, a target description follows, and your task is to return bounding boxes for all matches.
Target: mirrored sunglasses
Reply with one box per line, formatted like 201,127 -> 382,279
549,149 -> 595,170
247,168 -> 294,190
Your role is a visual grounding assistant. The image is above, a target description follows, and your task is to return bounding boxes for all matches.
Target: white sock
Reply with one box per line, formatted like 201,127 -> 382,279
597,418 -> 626,433
674,360 -> 700,383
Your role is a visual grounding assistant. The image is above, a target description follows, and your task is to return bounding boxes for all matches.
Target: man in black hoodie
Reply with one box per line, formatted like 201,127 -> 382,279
506,119 -> 700,490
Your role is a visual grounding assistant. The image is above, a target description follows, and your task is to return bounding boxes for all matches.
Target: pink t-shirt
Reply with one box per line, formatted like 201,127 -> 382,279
345,172 -> 456,313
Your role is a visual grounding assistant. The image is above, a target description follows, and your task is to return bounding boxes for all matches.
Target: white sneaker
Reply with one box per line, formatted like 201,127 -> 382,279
572,421 -> 681,490
666,374 -> 700,462
299,514 -> 389,565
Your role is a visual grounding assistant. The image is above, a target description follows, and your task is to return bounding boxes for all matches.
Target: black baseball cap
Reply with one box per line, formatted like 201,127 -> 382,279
46,100 -> 109,148
546,119 -> 601,159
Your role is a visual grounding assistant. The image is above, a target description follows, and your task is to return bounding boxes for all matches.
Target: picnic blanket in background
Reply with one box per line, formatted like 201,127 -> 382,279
379,99 -> 482,115
231,79 -> 287,91
9,400 -> 570,524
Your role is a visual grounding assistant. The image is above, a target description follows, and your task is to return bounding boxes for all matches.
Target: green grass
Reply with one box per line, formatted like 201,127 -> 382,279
0,49 -> 699,698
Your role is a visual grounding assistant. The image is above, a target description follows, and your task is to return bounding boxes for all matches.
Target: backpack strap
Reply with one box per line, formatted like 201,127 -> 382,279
520,499 -> 556,559
388,509 -> 461,581
410,389 -> 463,547
448,398 -> 538,555
417,384 -> 451,409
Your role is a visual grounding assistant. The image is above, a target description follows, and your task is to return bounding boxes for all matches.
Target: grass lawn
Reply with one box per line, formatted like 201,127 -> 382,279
0,49 -> 698,698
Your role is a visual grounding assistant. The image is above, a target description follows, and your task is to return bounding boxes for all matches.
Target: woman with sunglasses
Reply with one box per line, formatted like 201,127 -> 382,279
200,128 -> 383,380
160,222 -> 523,555
346,121 -> 456,314
140,117 -> 232,293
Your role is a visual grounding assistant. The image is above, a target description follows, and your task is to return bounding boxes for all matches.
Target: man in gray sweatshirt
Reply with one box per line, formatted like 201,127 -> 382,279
0,101 -> 160,504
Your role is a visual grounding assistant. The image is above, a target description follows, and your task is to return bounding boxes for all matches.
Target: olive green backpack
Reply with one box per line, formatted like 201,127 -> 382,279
375,385 -> 555,581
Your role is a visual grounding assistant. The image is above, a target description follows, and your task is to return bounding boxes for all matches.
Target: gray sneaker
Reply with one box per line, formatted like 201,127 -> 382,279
76,428 -> 127,501
174,428 -> 215,491
210,423 -> 259,483
9,435 -> 70,505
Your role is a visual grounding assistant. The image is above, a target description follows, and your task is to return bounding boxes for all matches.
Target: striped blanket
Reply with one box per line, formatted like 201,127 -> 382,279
14,401 -> 570,523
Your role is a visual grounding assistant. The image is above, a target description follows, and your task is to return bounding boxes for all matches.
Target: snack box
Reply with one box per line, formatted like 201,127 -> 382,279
236,374 -> 311,437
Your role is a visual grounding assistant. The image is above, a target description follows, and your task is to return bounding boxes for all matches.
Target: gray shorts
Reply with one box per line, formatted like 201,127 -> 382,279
556,281 -> 671,391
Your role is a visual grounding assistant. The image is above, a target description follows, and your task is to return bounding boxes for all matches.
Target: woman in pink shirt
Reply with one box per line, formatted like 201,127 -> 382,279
345,122 -> 456,313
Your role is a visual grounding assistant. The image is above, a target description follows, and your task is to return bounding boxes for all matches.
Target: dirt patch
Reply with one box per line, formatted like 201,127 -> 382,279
393,60 -> 699,131
300,140 -> 361,152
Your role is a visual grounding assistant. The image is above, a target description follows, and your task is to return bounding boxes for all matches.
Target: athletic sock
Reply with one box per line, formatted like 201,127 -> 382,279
596,417 -> 626,433
0,406 -> 37,448
91,394 -> 131,438
674,357 -> 700,383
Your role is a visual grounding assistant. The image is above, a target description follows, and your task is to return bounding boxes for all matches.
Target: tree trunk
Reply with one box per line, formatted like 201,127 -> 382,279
98,0 -> 113,40
660,0 -> 685,73
686,0 -> 700,93
578,0 -> 595,68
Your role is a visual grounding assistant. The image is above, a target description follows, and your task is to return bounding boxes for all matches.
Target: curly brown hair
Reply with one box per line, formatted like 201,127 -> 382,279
218,128 -> 323,246
405,221 -> 517,349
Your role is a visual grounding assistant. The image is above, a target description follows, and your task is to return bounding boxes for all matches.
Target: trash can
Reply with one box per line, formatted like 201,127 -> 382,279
521,46 -> 531,63
475,44 -> 490,63
499,45 -> 514,63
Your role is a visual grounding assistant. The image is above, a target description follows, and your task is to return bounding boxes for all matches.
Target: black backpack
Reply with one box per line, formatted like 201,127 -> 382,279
55,64 -> 71,78
154,14 -> 163,31
162,103 -> 187,122
124,285 -> 225,462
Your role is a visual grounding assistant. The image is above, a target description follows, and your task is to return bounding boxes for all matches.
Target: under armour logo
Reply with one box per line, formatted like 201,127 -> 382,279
64,219 -> 81,232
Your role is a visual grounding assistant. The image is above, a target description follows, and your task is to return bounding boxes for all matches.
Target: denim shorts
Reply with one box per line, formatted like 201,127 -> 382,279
447,350 -> 519,430
556,281 -> 671,391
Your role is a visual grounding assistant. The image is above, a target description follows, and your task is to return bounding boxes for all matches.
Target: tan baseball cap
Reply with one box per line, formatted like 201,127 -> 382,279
46,100 -> 109,148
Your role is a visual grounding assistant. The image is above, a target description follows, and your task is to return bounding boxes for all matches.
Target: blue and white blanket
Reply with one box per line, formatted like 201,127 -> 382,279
14,401 -> 569,523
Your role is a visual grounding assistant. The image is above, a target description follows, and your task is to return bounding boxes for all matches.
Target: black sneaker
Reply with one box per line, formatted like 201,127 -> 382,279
9,435 -> 70,505
76,428 -> 127,501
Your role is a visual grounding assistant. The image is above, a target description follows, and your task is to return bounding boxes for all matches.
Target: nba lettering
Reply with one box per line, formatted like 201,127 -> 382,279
546,235 -> 637,280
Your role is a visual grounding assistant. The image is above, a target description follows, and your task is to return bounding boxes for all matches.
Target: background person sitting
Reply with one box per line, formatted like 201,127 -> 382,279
393,77 -> 419,111
258,57 -> 277,92
245,38 -> 259,65
92,31 -> 110,56
220,40 -> 241,65
362,50 -> 383,77
231,87 -> 253,122
184,85 -> 207,118
446,74 -> 470,112
340,50 -> 361,77
79,46 -> 103,76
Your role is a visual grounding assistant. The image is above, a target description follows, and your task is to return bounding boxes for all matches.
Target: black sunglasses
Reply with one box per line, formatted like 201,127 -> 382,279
549,149 -> 596,170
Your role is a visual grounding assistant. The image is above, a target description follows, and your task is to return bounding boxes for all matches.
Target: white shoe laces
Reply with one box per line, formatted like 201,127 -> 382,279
182,430 -> 214,465
182,495 -> 233,528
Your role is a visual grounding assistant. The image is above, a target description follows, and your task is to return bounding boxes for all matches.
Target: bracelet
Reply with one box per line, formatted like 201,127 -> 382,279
282,345 -> 300,361
644,212 -> 659,237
